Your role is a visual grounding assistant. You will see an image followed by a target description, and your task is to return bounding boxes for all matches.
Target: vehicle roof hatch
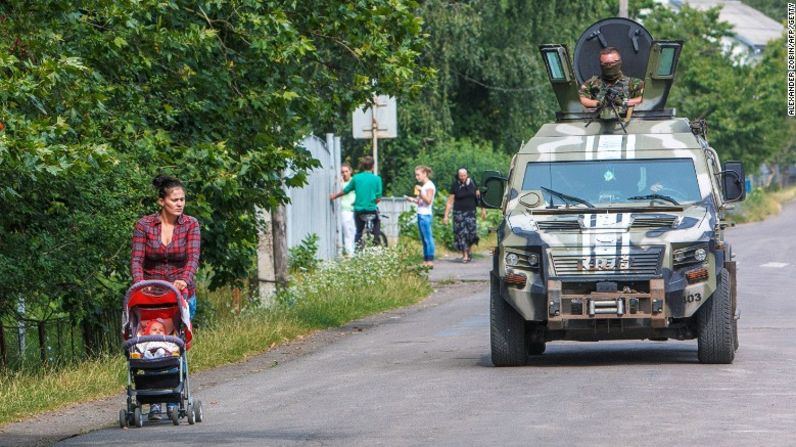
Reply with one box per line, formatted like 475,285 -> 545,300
540,17 -> 682,121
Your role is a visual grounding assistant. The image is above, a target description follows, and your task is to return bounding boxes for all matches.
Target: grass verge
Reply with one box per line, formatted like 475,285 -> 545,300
0,247 -> 431,425
727,185 -> 796,224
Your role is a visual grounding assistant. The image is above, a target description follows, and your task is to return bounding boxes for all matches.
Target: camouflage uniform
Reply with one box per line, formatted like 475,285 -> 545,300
579,74 -> 644,109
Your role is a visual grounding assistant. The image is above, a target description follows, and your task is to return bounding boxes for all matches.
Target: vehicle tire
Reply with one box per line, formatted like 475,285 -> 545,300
490,272 -> 528,366
732,292 -> 739,352
378,232 -> 388,247
119,409 -> 128,428
171,409 -> 179,425
133,407 -> 143,428
697,268 -> 735,364
727,245 -> 740,352
186,404 -> 195,425
194,400 -> 204,423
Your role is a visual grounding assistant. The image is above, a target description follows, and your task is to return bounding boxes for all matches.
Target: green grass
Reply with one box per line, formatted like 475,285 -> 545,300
727,185 -> 796,224
0,249 -> 431,425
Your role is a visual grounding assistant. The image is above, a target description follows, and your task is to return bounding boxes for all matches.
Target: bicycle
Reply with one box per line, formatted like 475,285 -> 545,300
358,213 -> 388,249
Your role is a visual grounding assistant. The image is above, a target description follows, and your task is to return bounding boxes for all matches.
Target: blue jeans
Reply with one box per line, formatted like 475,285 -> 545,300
417,214 -> 435,261
187,295 -> 197,320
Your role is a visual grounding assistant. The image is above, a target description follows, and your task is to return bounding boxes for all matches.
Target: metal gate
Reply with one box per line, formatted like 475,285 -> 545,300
285,134 -> 341,260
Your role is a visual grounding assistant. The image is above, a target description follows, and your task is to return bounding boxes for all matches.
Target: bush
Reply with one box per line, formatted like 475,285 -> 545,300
398,195 -> 503,251
389,138 -> 510,196
288,233 -> 320,273
279,245 -> 420,306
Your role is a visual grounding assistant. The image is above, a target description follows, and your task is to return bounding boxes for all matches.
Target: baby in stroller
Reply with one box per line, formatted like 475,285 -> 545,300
136,319 -> 179,360
134,318 -> 180,420
120,280 -> 203,428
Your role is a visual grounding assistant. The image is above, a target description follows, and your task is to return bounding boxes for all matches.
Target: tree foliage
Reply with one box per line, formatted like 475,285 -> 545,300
345,0 -> 615,190
389,138 -> 509,196
740,0 -> 786,21
0,1 -> 429,329
641,4 -> 789,168
371,1 -> 788,191
405,0 -> 616,151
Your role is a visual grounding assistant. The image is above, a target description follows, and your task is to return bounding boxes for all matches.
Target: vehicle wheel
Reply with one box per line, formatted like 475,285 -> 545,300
171,409 -> 179,425
732,295 -> 739,352
378,232 -> 388,247
727,245 -> 740,352
697,268 -> 735,364
133,407 -> 143,428
119,409 -> 129,428
490,272 -> 528,366
194,400 -> 204,423
186,403 -> 195,425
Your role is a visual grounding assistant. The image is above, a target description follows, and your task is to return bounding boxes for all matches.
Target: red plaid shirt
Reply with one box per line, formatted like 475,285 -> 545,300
131,213 -> 201,299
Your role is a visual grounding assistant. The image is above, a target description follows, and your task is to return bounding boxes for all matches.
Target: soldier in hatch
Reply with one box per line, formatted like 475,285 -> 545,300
578,47 -> 644,112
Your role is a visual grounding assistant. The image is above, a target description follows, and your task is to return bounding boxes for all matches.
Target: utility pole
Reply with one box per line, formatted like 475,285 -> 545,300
619,0 -> 628,18
352,95 -> 397,174
256,207 -> 277,306
271,204 -> 289,290
371,99 -> 379,175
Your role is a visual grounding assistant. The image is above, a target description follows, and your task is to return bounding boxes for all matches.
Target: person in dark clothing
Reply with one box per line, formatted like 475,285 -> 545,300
443,168 -> 481,263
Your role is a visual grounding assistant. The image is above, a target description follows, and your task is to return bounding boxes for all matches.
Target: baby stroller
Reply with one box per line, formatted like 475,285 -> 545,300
119,280 -> 204,427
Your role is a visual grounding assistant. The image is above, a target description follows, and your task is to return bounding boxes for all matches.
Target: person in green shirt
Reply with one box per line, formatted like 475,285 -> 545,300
330,156 -> 383,248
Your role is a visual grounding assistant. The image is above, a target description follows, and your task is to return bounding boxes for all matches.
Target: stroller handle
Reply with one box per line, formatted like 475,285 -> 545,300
123,279 -> 184,309
122,334 -> 186,351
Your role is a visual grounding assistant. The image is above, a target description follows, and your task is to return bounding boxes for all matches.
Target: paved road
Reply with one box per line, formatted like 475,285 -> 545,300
56,204 -> 796,446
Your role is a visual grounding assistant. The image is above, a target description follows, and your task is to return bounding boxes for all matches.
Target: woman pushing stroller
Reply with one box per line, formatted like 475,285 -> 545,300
127,174 -> 201,423
131,174 -> 201,320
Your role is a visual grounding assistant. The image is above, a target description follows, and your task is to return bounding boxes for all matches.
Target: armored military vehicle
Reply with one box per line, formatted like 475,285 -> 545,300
481,18 -> 746,365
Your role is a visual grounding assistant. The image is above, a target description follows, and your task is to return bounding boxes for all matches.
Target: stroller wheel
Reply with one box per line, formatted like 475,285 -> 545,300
171,409 -> 179,425
186,403 -> 195,425
194,400 -> 204,423
133,407 -> 143,428
119,409 -> 129,428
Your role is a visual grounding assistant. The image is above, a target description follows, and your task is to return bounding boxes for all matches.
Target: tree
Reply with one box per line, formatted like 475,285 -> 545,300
641,4 -> 786,168
343,0 -> 617,189
0,1 -> 430,346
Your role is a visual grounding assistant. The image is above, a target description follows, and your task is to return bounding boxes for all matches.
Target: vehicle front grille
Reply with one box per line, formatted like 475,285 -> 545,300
630,215 -> 676,229
552,250 -> 662,276
537,220 -> 581,231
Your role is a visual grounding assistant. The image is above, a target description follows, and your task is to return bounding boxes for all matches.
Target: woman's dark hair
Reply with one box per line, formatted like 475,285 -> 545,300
152,174 -> 184,198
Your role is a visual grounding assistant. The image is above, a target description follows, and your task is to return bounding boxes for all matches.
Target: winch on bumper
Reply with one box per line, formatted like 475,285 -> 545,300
545,278 -> 667,330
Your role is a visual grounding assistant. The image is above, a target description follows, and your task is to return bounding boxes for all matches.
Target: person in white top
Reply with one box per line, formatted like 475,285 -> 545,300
338,163 -> 356,256
408,165 -> 436,267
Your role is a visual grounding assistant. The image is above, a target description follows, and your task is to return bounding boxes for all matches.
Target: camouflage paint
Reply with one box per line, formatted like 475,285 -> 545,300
495,118 -> 732,341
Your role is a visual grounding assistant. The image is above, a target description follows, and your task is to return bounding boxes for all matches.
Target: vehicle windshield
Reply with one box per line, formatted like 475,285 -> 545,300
521,158 -> 702,207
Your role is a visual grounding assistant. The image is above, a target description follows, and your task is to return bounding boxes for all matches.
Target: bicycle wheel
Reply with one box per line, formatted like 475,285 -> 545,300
378,232 -> 388,247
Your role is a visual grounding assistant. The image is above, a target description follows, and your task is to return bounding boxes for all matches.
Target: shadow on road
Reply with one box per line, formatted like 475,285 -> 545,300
476,342 -> 699,368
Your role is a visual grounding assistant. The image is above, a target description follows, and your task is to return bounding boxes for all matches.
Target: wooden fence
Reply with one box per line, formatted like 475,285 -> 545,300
0,310 -> 120,370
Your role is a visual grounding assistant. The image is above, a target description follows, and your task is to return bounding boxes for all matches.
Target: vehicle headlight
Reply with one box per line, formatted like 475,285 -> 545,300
505,253 -> 519,266
672,244 -> 709,267
504,251 -> 541,270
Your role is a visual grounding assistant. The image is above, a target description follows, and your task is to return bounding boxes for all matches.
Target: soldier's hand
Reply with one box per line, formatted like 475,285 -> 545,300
595,89 -> 607,103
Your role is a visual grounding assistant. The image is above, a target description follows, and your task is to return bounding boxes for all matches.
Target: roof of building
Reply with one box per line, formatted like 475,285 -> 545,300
671,0 -> 784,49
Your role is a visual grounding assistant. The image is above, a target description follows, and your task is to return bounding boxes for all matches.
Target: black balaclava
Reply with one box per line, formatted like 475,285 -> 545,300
601,60 -> 623,82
